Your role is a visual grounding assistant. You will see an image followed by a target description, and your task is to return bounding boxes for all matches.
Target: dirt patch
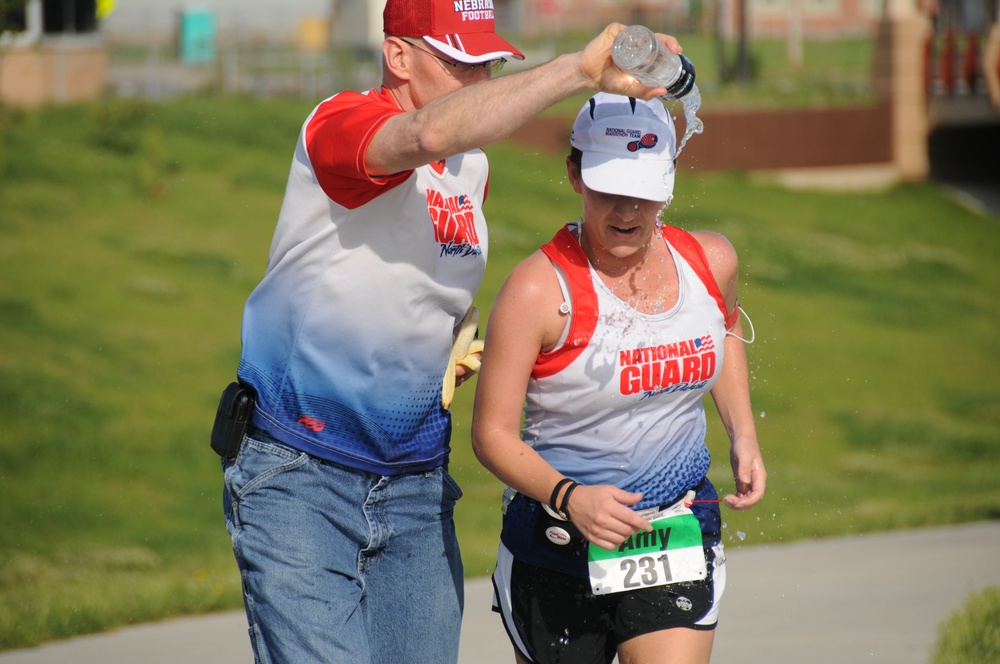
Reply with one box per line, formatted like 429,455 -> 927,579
508,116 -> 572,156
507,105 -> 894,171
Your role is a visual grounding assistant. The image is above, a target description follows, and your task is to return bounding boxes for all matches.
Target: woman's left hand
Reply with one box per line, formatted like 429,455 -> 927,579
724,437 -> 766,511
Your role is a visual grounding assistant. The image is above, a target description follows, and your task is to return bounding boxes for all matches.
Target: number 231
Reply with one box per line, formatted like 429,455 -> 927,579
621,554 -> 672,588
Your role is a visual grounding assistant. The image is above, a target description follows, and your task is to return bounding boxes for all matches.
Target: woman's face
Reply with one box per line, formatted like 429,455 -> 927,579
566,157 -> 667,263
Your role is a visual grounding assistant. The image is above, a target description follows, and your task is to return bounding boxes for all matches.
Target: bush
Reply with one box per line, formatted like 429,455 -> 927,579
934,586 -> 1000,664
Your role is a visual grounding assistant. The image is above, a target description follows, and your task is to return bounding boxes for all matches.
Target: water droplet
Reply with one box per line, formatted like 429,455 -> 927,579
674,84 -> 704,158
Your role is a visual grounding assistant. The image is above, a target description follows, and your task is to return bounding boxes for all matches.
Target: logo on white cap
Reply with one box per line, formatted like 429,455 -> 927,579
571,93 -> 676,202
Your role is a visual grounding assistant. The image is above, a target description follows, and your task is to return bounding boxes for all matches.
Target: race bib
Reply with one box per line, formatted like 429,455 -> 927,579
587,502 -> 706,596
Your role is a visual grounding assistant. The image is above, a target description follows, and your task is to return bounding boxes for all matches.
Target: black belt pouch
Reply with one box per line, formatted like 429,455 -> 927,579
532,500 -> 588,557
210,382 -> 255,461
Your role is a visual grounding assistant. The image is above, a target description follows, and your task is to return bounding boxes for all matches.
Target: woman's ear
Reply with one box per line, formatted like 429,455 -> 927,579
565,155 -> 584,194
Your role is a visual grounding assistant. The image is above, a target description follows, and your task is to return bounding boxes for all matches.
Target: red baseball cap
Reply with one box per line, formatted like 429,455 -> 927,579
383,0 -> 525,63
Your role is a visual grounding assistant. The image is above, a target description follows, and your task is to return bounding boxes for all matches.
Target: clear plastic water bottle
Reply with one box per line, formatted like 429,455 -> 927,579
611,25 -> 696,100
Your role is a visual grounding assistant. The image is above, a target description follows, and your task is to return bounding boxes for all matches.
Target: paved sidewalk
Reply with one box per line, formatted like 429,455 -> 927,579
1,521 -> 997,663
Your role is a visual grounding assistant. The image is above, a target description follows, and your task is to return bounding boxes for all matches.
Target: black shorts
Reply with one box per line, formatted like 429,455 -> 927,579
492,542 -> 726,664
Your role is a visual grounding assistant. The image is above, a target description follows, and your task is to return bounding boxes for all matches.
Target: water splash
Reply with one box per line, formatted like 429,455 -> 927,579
672,83 -> 704,158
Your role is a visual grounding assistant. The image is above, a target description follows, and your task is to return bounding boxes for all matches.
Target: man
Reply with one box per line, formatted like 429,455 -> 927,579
216,1 -> 683,661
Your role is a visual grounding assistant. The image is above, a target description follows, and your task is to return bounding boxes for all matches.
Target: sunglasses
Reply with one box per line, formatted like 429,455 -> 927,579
400,38 -> 506,76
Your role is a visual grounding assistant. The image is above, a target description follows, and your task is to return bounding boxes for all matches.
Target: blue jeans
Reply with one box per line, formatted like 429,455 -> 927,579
223,431 -> 465,663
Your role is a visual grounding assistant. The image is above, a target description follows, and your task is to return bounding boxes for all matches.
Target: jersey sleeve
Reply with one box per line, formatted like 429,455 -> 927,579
305,89 -> 412,209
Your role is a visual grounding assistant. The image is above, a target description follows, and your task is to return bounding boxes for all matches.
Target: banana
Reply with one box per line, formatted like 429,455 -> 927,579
457,339 -> 485,373
442,307 -> 481,410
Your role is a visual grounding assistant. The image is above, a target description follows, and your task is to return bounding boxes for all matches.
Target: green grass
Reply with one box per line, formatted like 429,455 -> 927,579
0,97 -> 303,648
1,94 -> 999,649
934,586 -> 1000,664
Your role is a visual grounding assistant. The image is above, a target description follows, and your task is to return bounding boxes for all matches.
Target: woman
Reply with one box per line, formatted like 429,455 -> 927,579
471,93 -> 766,664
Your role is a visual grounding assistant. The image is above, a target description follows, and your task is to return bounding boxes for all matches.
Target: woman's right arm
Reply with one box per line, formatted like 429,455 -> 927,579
471,251 -> 651,550
471,251 -> 567,504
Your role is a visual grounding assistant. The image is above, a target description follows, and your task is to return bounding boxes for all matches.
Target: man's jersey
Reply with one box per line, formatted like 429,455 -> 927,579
237,87 -> 490,475
523,223 -> 730,507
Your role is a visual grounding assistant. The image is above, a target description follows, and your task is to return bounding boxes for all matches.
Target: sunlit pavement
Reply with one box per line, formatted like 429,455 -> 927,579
0,522 -> 997,663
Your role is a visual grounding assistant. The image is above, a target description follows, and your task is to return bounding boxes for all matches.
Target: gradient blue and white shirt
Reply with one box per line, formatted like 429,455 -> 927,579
238,87 -> 490,475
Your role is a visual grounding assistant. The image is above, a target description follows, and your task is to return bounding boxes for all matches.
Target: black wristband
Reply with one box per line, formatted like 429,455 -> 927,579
559,481 -> 580,520
549,478 -> 575,513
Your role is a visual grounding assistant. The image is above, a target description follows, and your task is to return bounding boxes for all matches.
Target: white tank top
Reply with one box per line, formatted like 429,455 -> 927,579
522,223 -> 729,506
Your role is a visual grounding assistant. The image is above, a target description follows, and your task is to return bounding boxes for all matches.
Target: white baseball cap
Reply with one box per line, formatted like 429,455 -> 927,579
570,93 -> 676,203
